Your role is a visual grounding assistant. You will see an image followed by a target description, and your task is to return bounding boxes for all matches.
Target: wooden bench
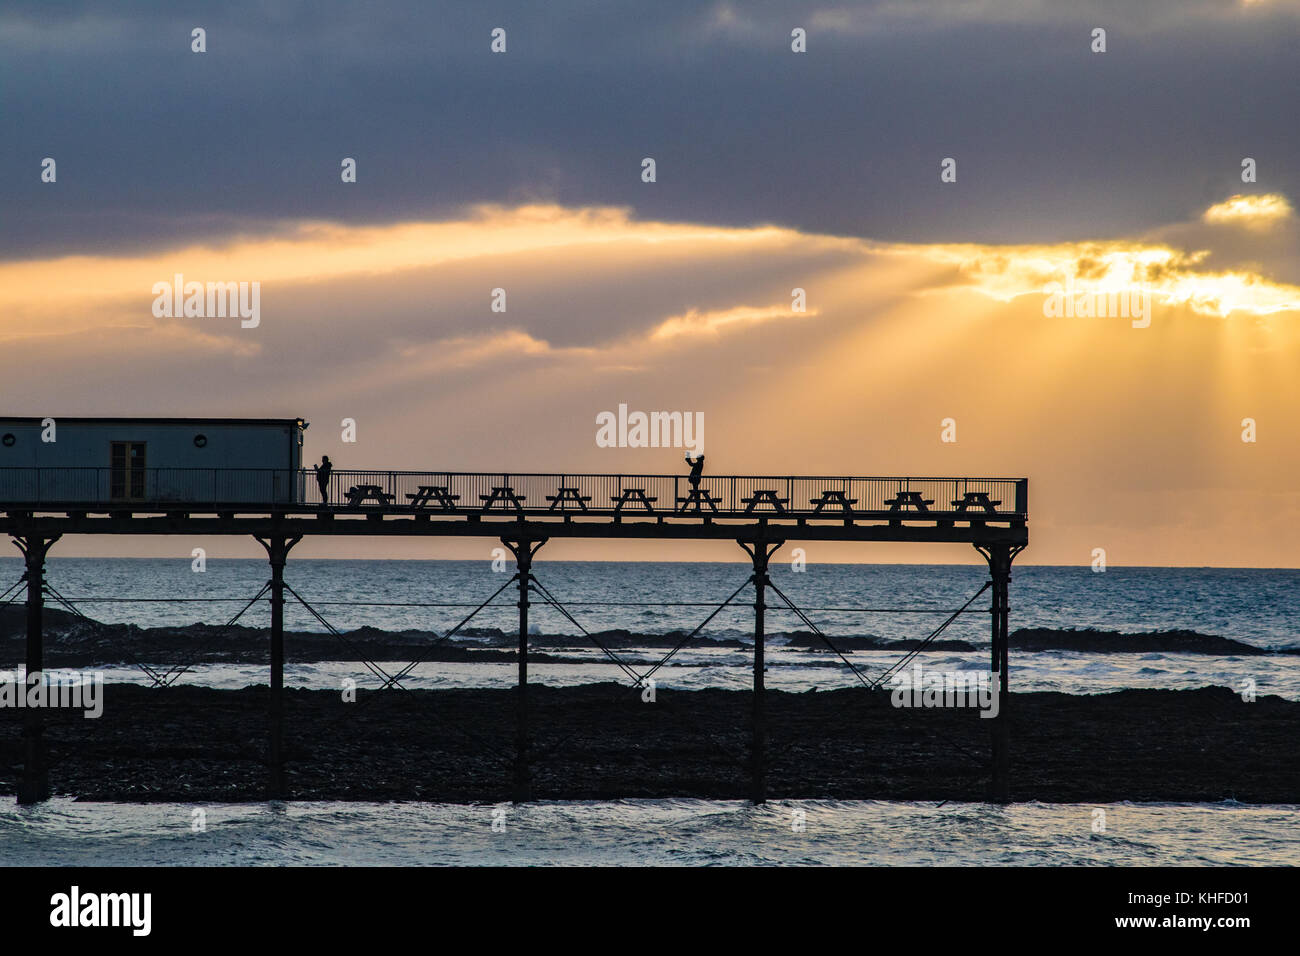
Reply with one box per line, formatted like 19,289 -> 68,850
406,485 -> 460,510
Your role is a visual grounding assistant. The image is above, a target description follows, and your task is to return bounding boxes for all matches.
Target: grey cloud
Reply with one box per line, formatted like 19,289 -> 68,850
2,0 -> 1297,258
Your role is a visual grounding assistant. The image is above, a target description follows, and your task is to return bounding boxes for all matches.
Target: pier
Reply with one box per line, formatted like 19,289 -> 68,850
1,469 -> 1028,805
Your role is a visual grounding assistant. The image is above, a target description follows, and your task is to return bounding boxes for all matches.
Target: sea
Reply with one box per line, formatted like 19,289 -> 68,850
2,559 -> 1298,866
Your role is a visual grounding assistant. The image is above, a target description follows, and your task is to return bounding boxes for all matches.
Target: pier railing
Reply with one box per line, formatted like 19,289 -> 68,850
0,468 -> 1027,519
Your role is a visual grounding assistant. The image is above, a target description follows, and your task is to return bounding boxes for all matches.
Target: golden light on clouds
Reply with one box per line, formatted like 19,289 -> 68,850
1202,193 -> 1294,229
3,197 -> 1295,348
4,197 -> 1300,564
0,204 -> 820,319
397,329 -> 565,372
650,304 -> 818,342
885,204 -> 1300,318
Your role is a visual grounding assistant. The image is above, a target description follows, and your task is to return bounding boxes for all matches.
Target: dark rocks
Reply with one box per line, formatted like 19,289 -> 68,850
1008,627 -> 1284,655
1,683 -> 1295,804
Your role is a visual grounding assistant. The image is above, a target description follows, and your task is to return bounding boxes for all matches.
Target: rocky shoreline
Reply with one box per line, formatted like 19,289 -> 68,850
2,683 -> 1295,804
1,606 -> 1290,668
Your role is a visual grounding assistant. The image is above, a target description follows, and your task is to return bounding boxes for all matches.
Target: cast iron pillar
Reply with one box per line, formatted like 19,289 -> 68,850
978,542 -> 1018,802
13,534 -> 60,805
255,534 -> 301,799
503,536 -> 547,802
739,538 -> 784,804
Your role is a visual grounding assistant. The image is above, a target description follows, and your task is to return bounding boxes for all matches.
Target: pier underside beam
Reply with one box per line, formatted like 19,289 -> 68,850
10,533 -> 61,804
502,535 -> 548,802
739,537 -> 784,804
0,512 -> 1028,549
255,534 -> 302,799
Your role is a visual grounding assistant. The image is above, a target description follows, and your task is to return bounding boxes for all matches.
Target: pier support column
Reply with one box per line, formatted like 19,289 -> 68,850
739,538 -> 784,804
12,533 -> 60,805
502,536 -> 547,802
255,534 -> 301,800
977,543 -> 1020,803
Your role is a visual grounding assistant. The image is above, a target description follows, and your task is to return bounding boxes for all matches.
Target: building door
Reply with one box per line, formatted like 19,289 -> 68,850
110,441 -> 147,499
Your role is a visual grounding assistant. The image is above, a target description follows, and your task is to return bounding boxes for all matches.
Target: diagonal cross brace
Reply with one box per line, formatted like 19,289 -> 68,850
527,572 -> 759,773
42,579 -> 173,688
377,572 -> 520,692
280,581 -> 401,689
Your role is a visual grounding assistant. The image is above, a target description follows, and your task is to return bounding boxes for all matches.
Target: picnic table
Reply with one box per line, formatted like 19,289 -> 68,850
346,484 -> 395,507
546,487 -> 592,512
406,485 -> 461,510
884,491 -> 935,514
611,488 -> 658,513
479,486 -> 527,512
741,489 -> 790,515
951,491 -> 1002,513
676,488 -> 719,513
810,490 -> 858,514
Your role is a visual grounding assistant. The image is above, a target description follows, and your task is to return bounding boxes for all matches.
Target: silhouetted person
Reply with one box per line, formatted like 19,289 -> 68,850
314,455 -> 332,504
685,452 -> 705,491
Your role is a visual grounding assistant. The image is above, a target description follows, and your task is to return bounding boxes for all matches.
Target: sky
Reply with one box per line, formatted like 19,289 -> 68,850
3,0 -> 1300,565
